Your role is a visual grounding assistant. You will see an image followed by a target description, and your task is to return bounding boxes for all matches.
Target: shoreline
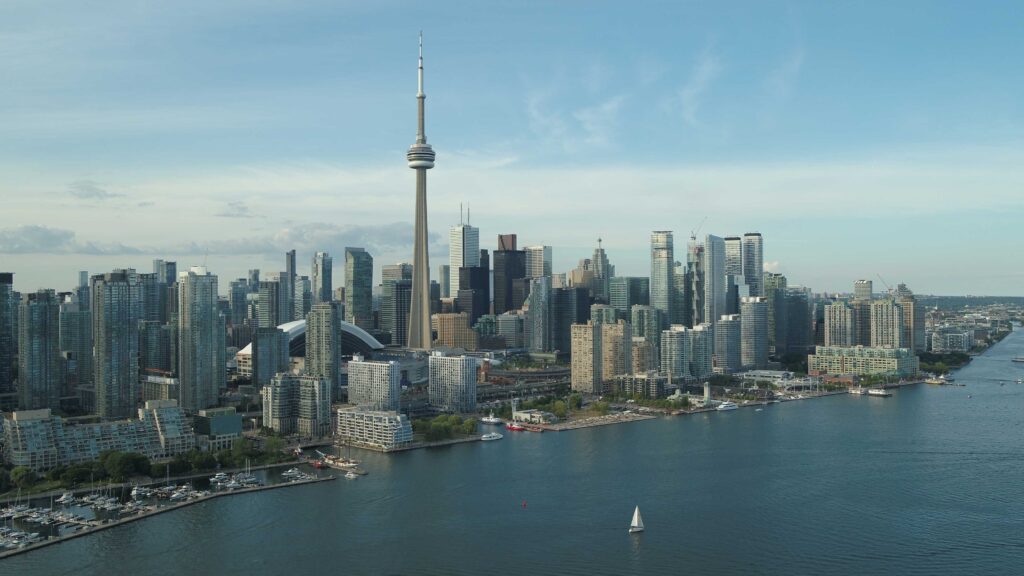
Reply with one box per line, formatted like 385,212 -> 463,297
0,474 -> 336,560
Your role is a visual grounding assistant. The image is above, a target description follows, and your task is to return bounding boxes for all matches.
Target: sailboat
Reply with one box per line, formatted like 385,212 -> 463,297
629,506 -> 644,534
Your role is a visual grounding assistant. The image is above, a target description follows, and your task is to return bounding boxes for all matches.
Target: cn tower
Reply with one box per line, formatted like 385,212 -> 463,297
406,33 -> 435,350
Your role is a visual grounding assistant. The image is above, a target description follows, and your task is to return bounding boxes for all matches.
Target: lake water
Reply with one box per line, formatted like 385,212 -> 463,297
9,328 -> 1024,575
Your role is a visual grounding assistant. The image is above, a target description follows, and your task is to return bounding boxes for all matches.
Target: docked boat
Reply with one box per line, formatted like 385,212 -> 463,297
716,401 -> 738,411
505,422 -> 526,431
281,468 -> 302,478
481,432 -> 503,441
849,387 -> 868,395
322,454 -> 360,470
480,412 -> 503,425
867,388 -> 892,397
56,492 -> 75,505
628,506 -> 645,534
344,471 -> 359,480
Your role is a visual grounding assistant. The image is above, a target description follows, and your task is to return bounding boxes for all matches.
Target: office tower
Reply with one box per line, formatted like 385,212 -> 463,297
178,266 -> 225,413
701,234 -> 726,331
764,272 -> 788,355
552,287 -> 589,354
252,327 -> 289,388
59,294 -> 93,403
139,273 -> 165,323
870,299 -> 905,349
92,269 -> 142,419
571,322 -> 600,394
438,264 -> 451,298
0,273 -> 15,396
854,280 -> 873,301
825,302 -> 856,347
591,239 -> 614,303
153,259 -> 177,286
382,263 -> 413,283
449,222 -> 480,301
257,278 -> 287,328
742,233 -> 764,297
650,231 -> 675,327
740,297 -> 769,370
139,321 -> 175,375
306,302 -> 344,394
457,249 -> 489,324
428,353 -> 477,413
433,312 -> 478,350
294,275 -> 312,320
493,234 -> 527,315
247,269 -> 260,292
18,290 -> 62,410
348,356 -> 401,411
724,237 -> 743,276
312,252 -> 332,305
671,261 -> 689,326
689,323 -> 713,379
345,247 -> 373,329
631,305 -> 664,358
715,314 -> 742,374
407,34 -> 435,351
284,249 -> 297,321
524,246 -> 552,278
228,279 -> 249,328
430,280 -> 441,315
601,320 -> 632,384
660,326 -> 691,382
609,277 -> 649,320
591,304 -> 617,325
895,284 -> 926,353
525,277 -> 551,352
783,287 -> 812,357
381,279 -> 412,346
496,312 -> 525,348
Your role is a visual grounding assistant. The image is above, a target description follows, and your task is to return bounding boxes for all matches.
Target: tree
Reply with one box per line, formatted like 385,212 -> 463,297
264,436 -> 285,455
11,466 -> 37,489
551,400 -> 567,419
568,394 -> 583,410
592,402 -> 610,416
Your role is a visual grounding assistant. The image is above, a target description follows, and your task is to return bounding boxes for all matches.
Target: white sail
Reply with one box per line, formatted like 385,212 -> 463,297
629,506 -> 644,532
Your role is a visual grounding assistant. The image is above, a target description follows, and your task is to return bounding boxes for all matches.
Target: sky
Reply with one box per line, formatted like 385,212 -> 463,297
2,1 -> 1022,296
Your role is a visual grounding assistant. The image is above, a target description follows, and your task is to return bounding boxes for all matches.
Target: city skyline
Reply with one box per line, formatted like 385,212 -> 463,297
2,2 -> 1023,295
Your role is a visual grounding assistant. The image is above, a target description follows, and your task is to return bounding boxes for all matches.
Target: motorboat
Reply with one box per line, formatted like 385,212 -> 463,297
867,388 -> 892,397
716,401 -> 738,411
56,492 -> 75,505
345,471 -> 359,480
481,432 -> 504,441
849,387 -> 868,395
505,422 -> 526,431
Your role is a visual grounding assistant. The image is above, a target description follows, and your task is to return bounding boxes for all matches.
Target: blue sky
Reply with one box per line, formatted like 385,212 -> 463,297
2,1 -> 1022,295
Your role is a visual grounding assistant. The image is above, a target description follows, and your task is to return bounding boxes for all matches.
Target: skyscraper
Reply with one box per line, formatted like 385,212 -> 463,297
631,304 -> 663,359
493,234 -> 527,315
381,279 -> 412,346
870,299 -> 904,349
660,326 -> 691,382
345,247 -> 373,329
18,290 -> 62,410
59,292 -> 93,406
178,266 -> 225,413
650,231 -> 674,328
591,239 -> 614,303
764,272 -> 788,355
406,33 -> 435,350
854,280 -> 873,301
312,252 -> 332,306
740,297 -> 769,370
438,264 -> 451,298
524,246 -> 552,278
449,222 -> 480,301
724,237 -> 743,276
294,275 -> 312,321
824,301 -> 856,347
285,249 -> 297,321
257,278 -> 286,328
306,302 -> 343,395
741,233 -> 764,297
92,270 -> 142,419
0,273 -> 15,397
702,234 -> 726,331
715,314 -> 742,374
609,277 -> 649,320
895,284 -> 926,353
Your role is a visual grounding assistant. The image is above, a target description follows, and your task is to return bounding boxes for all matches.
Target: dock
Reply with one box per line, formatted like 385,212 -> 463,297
0,475 -> 336,560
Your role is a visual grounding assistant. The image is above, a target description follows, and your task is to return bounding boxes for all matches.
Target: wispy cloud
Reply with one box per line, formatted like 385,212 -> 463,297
679,47 -> 722,127
572,96 -> 626,147
67,179 -> 123,200
216,200 -> 258,218
0,225 -> 142,255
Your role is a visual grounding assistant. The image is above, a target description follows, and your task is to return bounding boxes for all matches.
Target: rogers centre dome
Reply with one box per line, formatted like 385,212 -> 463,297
236,319 -> 384,359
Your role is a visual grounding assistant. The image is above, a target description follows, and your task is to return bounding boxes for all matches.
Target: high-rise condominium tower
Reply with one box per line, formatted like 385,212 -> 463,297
742,233 -> 763,297
406,34 -> 435,350
92,270 -> 142,419
650,231 -> 674,328
178,266 -> 225,413
18,290 -> 62,410
312,252 -> 332,306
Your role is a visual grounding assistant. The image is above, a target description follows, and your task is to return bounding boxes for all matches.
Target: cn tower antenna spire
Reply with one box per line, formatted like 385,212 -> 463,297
406,32 -> 436,350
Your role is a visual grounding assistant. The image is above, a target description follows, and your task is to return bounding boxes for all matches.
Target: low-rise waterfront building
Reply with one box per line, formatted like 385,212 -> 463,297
807,345 -> 919,377
2,400 -> 195,471
336,408 -> 413,451
611,371 -> 668,399
193,407 -> 243,452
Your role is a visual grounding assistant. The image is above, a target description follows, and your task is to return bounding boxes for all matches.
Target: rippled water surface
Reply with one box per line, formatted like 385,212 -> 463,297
9,329 -> 1024,575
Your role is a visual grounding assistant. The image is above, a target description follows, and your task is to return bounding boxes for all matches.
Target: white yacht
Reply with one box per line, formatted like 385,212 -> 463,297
480,412 -> 503,425
481,432 -> 504,441
716,401 -> 738,411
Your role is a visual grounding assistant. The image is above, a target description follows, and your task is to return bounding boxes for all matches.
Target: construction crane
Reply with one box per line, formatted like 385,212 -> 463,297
690,215 -> 708,241
876,273 -> 893,296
